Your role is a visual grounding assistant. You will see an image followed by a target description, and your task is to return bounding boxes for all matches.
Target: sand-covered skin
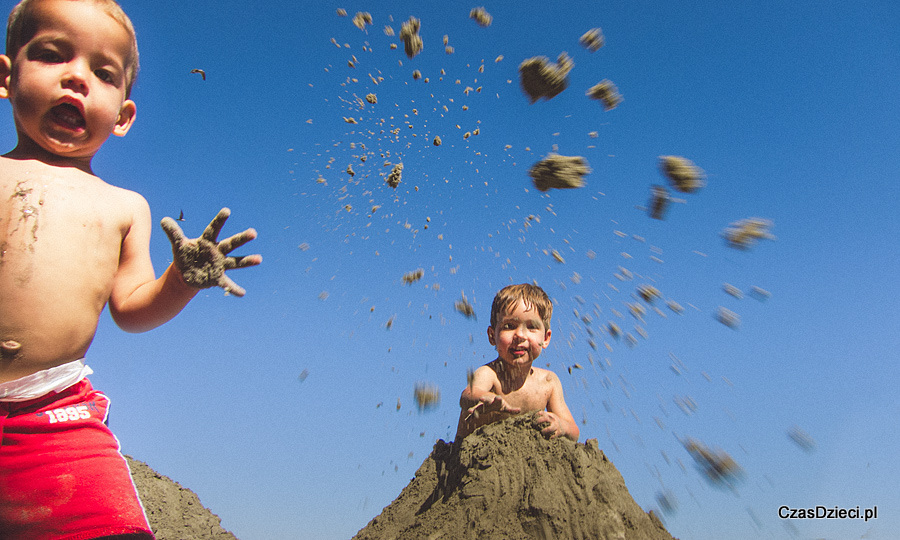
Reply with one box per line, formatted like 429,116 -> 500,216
127,456 -> 237,540
160,208 -> 260,298
353,415 -> 675,540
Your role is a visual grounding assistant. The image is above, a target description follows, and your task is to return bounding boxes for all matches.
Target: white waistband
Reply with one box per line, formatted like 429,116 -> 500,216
0,359 -> 93,402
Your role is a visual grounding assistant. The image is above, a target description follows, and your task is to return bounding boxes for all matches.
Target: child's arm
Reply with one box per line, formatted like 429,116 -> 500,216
456,366 -> 522,440
459,366 -> 521,416
109,202 -> 259,333
533,372 -> 580,441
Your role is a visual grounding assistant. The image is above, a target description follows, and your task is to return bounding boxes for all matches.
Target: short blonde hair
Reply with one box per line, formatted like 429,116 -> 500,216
490,283 -> 553,330
6,0 -> 139,97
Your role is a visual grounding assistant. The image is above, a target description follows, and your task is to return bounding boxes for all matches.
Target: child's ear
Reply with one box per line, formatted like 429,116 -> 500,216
486,326 -> 496,346
112,99 -> 136,137
542,328 -> 552,348
0,55 -> 11,99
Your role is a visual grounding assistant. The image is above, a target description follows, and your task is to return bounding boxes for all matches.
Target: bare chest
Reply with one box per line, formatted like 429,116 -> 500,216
0,173 -> 128,283
495,372 -> 554,412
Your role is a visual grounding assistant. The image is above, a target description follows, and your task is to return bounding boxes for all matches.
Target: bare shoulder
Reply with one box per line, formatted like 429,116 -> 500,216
475,362 -> 501,382
531,366 -> 561,387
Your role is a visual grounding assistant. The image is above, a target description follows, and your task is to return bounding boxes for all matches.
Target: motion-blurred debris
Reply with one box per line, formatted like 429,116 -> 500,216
189,68 -> 206,81
579,28 -> 604,51
636,284 -> 662,304
455,293 -> 476,319
365,93 -> 377,104
787,425 -> 816,452
715,307 -> 740,329
469,7 -> 493,27
722,218 -> 775,250
656,490 -> 678,515
682,437 -> 744,488
659,156 -> 705,193
386,163 -> 403,188
750,286 -> 771,301
402,268 -> 425,285
414,382 -> 441,411
586,80 -> 622,111
529,153 -> 590,191
399,17 -> 423,59
723,283 -> 743,299
648,185 -> 671,220
518,53 -> 574,103
352,12 -> 373,30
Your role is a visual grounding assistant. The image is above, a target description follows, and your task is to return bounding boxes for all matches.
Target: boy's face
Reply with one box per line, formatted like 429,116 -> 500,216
488,299 -> 552,369
0,0 -> 136,161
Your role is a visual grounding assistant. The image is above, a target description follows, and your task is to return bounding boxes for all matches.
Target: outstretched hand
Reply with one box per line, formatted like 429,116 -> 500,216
161,208 -> 261,297
466,394 -> 521,420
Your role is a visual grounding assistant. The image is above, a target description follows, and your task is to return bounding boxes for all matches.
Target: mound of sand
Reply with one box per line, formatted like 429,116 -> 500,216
126,456 -> 237,540
353,415 -> 675,540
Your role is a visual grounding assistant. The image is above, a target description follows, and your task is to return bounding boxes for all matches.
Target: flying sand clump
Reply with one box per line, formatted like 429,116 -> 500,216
413,382 -> 441,411
529,153 -> 591,191
469,7 -> 492,27
518,53 -> 574,103
579,28 -> 605,51
586,79 -> 623,111
386,163 -> 403,188
399,17 -> 423,59
721,218 -> 775,250
454,293 -> 476,319
659,155 -> 705,193
648,185 -> 671,220
682,437 -> 744,489
352,12 -> 373,31
402,268 -> 424,285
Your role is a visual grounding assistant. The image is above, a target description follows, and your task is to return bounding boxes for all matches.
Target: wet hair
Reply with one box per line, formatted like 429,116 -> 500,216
490,283 -> 553,330
6,0 -> 139,97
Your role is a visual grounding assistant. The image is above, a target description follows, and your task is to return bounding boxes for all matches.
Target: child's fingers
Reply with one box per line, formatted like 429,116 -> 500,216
217,228 -> 257,254
224,254 -> 262,270
202,208 -> 231,242
160,217 -> 187,245
218,274 -> 246,297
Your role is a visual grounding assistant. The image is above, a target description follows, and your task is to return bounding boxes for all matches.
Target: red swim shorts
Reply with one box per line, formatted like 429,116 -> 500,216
0,378 -> 154,540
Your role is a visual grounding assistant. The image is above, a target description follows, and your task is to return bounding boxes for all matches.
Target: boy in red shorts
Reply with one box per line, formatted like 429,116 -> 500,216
0,1 -> 261,538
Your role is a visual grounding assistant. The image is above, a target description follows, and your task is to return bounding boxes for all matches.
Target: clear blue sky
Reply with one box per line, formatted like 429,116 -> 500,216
3,1 -> 898,539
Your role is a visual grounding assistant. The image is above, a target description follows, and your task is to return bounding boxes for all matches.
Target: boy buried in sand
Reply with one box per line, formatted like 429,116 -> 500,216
456,283 -> 579,442
0,0 -> 260,538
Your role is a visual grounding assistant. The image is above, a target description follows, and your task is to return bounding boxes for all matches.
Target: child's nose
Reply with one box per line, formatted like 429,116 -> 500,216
61,63 -> 89,94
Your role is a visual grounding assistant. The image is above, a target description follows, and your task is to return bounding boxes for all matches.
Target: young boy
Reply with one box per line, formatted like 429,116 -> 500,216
456,283 -> 579,442
0,0 -> 260,538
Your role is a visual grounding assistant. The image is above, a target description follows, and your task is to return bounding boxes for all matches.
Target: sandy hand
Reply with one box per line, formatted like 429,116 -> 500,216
532,411 -> 563,439
161,208 -> 261,297
467,394 -> 521,419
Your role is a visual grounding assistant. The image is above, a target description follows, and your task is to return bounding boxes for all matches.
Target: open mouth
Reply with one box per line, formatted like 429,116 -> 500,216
50,103 -> 86,130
